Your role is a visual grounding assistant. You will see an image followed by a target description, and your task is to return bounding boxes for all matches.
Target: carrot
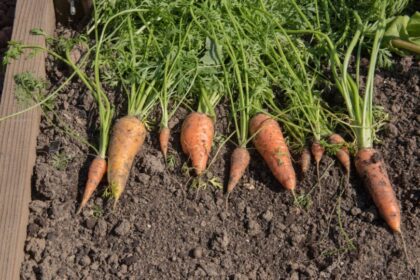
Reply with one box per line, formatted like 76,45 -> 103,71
329,134 -> 350,174
180,112 -> 214,176
108,116 -> 146,206
311,140 -> 324,183
76,156 -> 107,214
159,127 -> 170,161
227,147 -> 250,194
311,141 -> 325,167
355,148 -> 401,232
249,113 -> 296,190
300,147 -> 311,175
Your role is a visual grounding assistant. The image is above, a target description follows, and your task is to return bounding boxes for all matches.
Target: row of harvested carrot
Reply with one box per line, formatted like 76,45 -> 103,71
78,111 -> 400,234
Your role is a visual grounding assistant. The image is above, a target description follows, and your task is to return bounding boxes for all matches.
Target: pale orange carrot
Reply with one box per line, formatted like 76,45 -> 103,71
355,148 -> 401,232
227,147 -> 250,194
180,112 -> 214,176
159,127 -> 170,161
300,147 -> 311,175
76,156 -> 107,214
329,134 -> 350,174
249,113 -> 296,190
107,116 -> 146,206
311,141 -> 325,167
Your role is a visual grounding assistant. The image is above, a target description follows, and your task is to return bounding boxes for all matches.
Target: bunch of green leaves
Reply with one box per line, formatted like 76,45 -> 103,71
13,72 -> 50,108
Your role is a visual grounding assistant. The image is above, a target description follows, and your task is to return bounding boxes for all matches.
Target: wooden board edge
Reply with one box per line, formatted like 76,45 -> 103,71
0,1 -> 55,279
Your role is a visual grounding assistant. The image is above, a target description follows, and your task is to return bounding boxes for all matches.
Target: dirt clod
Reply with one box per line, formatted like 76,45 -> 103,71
114,220 -> 131,236
246,220 -> 262,236
25,238 -> 45,262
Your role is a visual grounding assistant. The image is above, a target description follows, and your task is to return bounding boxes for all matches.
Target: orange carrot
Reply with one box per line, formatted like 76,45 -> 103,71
355,148 -> 401,232
329,134 -> 350,174
76,156 -> 107,214
311,141 -> 325,167
159,127 -> 170,161
108,116 -> 146,206
300,147 -> 311,175
249,113 -> 296,190
180,112 -> 214,176
227,147 -> 250,194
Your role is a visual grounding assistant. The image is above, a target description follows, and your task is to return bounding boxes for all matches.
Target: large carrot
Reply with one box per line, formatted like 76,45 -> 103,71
180,112 -> 214,176
355,148 -> 400,232
77,156 -> 107,214
250,113 -> 296,190
227,147 -> 250,194
319,8 -> 402,231
108,116 -> 146,206
329,133 -> 350,174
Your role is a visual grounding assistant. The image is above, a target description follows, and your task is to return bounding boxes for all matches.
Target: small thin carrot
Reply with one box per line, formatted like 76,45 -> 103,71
159,127 -> 170,161
300,147 -> 311,175
311,140 -> 325,183
180,112 -> 214,176
227,147 -> 250,194
76,156 -> 107,214
250,113 -> 296,190
355,148 -> 401,232
108,116 -> 146,207
311,141 -> 325,167
329,133 -> 350,174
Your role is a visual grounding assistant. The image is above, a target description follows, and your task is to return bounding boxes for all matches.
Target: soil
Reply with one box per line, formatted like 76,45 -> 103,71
0,0 -> 16,96
20,32 -> 419,279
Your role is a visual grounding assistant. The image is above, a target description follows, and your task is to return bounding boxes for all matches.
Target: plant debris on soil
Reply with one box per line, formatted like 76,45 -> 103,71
18,22 -> 420,279
0,0 -> 16,96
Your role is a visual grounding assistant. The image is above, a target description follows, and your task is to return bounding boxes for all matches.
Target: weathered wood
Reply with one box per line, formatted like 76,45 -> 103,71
0,0 -> 55,279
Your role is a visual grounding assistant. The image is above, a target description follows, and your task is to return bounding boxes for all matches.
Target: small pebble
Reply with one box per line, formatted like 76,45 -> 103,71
79,255 -> 91,266
192,247 -> 203,259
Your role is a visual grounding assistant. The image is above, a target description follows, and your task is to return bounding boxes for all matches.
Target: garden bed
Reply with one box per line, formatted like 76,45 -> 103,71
20,25 -> 419,279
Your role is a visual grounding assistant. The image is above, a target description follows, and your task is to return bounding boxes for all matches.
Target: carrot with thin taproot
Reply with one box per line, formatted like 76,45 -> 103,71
311,141 -> 324,167
107,116 -> 146,207
159,127 -> 170,161
76,156 -> 107,214
300,147 -> 311,175
250,113 -> 296,190
329,134 -> 350,174
355,148 -> 401,232
311,140 -> 324,183
227,147 -> 250,194
180,112 -> 214,176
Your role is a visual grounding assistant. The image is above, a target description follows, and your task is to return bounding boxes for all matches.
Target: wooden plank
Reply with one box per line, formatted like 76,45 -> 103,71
0,0 -> 55,279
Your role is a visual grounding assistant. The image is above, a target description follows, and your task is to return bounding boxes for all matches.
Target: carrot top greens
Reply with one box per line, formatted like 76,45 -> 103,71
3,0 -> 413,153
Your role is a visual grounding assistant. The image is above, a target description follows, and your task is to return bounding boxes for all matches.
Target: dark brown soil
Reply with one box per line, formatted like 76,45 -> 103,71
20,35 -> 419,279
0,0 -> 16,96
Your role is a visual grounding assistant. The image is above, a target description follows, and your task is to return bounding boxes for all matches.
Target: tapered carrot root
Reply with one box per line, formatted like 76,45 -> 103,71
227,147 -> 250,194
249,114 -> 296,190
300,147 -> 311,175
355,148 -> 401,232
180,112 -> 214,176
329,134 -> 350,174
76,156 -> 107,214
311,141 -> 325,166
108,116 -> 146,206
159,127 -> 170,161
